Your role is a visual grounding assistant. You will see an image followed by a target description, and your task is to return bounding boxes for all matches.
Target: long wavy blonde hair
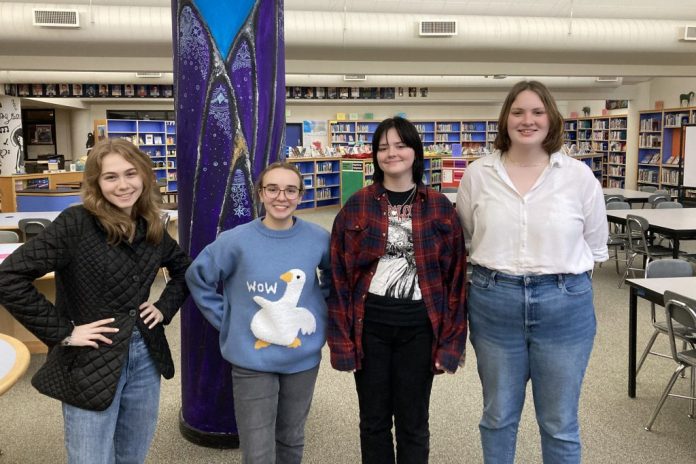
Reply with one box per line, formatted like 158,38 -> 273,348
82,138 -> 164,245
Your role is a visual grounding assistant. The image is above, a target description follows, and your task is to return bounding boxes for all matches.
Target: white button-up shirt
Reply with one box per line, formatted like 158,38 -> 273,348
456,151 -> 608,275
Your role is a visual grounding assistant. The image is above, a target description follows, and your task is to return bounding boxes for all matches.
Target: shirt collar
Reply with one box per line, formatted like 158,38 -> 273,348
484,150 -> 565,168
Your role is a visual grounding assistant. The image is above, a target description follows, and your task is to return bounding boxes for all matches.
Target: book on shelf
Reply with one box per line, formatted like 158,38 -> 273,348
145,134 -> 153,145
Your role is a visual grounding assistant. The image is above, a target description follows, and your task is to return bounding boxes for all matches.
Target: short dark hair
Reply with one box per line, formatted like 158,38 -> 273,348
494,80 -> 564,155
371,117 -> 424,185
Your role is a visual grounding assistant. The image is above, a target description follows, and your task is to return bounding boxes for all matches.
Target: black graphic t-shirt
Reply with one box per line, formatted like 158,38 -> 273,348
365,188 -> 427,326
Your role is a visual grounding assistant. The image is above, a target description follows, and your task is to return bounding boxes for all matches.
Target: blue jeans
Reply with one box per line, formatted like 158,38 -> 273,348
231,364 -> 319,464
467,266 -> 596,464
62,329 -> 161,464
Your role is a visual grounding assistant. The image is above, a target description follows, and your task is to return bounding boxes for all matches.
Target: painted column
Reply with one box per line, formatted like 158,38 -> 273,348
0,96 -> 23,175
172,0 -> 285,446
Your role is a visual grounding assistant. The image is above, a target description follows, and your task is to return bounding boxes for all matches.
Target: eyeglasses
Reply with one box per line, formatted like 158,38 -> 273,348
262,185 -> 302,200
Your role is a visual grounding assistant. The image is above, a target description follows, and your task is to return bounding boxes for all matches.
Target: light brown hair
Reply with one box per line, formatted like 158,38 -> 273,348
254,161 -> 304,202
494,80 -> 564,155
82,138 -> 163,245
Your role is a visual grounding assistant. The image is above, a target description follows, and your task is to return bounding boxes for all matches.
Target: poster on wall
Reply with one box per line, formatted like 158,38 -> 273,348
302,120 -> 328,149
0,95 -> 23,175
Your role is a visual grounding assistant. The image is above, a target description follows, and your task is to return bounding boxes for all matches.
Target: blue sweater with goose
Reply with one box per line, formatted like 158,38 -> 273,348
186,217 -> 331,374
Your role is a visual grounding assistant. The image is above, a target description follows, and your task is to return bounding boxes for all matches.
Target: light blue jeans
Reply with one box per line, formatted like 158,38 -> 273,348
467,266 -> 596,464
62,328 -> 161,464
231,364 -> 320,464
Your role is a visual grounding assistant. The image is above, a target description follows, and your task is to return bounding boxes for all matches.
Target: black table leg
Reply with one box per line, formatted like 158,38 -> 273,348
672,237 -> 680,259
629,287 -> 637,398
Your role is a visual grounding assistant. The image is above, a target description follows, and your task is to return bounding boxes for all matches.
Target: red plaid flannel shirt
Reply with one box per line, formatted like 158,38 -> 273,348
327,182 -> 467,373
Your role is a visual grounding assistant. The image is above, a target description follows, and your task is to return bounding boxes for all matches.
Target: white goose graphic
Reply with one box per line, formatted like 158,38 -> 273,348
251,269 -> 316,349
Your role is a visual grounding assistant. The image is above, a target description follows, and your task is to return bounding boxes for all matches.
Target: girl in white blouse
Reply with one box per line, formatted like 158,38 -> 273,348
456,80 -> 608,464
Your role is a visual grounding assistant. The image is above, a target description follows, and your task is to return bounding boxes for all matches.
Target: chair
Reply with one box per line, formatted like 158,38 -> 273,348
654,189 -> 670,196
604,194 -> 625,204
605,201 -> 631,274
644,290 -> 696,431
18,218 -> 52,242
639,186 -> 657,193
636,259 -> 695,376
620,214 -> 676,287
647,193 -> 670,209
653,201 -> 684,246
0,230 -> 19,243
655,201 -> 683,209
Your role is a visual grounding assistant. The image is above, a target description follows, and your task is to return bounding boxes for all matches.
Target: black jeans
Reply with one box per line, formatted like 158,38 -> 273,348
354,320 -> 435,464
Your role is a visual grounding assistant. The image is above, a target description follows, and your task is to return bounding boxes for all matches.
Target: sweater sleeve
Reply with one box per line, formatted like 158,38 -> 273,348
0,209 -> 79,345
327,209 -> 357,371
154,231 -> 191,325
185,237 -> 235,331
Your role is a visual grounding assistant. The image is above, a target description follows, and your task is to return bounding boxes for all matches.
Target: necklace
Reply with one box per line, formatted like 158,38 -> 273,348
503,154 -> 549,167
386,185 -> 417,217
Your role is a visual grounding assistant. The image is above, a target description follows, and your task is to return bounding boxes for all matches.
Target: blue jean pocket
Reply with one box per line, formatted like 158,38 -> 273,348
470,269 -> 491,289
561,273 -> 592,296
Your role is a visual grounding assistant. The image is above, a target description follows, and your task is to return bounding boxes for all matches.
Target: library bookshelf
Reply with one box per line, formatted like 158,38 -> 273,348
286,157 -> 342,210
339,155 -> 442,206
563,115 -> 627,188
93,119 -> 177,193
637,107 -> 696,196
329,119 -> 499,155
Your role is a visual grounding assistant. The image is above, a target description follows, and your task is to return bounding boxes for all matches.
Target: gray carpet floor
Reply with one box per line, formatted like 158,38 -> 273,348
1,206 -> 695,463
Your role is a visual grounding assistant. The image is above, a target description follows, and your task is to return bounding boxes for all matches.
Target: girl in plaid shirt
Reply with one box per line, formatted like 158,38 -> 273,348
328,116 -> 467,464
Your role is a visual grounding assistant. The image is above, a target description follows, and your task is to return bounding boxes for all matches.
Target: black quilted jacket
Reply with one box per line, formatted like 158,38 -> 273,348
0,205 -> 190,410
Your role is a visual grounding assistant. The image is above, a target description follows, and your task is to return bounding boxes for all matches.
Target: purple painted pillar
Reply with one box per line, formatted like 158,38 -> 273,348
171,0 -> 285,447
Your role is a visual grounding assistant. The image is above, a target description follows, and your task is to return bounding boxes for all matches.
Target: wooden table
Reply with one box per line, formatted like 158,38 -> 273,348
0,333 -> 30,395
602,188 -> 653,205
625,277 -> 696,398
0,243 -> 52,353
606,208 -> 696,258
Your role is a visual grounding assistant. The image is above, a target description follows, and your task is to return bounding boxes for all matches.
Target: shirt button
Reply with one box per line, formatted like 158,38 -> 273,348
362,294 -> 367,299
129,309 -> 136,317
382,233 -> 386,237
132,275 -> 139,282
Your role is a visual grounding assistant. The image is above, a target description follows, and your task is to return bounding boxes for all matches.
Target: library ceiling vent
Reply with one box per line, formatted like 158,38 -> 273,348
418,20 -> 457,37
683,26 -> 696,41
32,8 -> 79,28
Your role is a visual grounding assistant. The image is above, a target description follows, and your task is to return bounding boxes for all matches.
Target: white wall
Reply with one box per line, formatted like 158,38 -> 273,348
648,78 -> 696,109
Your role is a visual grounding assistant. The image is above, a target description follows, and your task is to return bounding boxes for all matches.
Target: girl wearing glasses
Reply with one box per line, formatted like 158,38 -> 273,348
328,117 -> 468,463
186,161 -> 331,464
